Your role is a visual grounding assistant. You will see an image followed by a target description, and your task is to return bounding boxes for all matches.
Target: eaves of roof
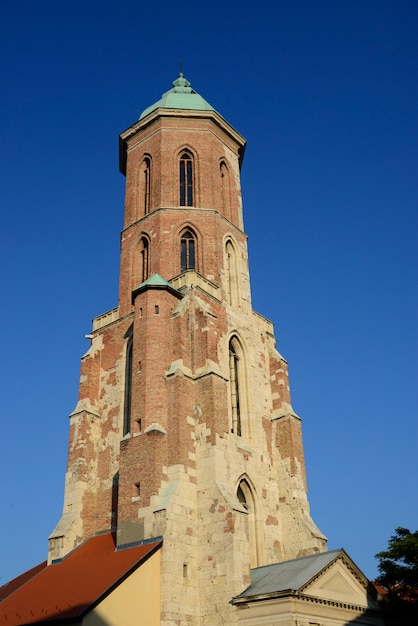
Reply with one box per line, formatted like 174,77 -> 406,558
132,272 -> 183,303
0,561 -> 47,601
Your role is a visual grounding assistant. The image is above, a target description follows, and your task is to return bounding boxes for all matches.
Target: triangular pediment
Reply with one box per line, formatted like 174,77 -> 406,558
304,556 -> 379,609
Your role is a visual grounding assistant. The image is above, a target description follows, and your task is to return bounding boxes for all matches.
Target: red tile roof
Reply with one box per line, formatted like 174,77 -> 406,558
0,533 -> 162,625
0,561 -> 47,601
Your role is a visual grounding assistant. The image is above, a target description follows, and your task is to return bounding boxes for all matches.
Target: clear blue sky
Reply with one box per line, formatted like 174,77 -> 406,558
1,0 -> 417,584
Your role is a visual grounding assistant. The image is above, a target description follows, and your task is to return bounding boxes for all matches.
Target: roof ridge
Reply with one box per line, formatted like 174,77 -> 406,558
251,549 -> 343,572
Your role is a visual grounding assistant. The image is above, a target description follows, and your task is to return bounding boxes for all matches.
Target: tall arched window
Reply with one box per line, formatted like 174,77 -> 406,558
237,478 -> 262,567
123,334 -> 133,436
229,337 -> 242,436
139,236 -> 149,283
225,239 -> 238,308
180,229 -> 196,272
220,161 -> 231,219
179,151 -> 193,206
139,156 -> 151,215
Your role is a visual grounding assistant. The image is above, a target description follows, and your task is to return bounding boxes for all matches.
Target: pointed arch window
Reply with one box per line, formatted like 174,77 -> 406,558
225,239 -> 238,308
123,334 -> 133,436
180,229 -> 196,272
179,152 -> 193,206
220,161 -> 231,219
229,337 -> 242,436
237,478 -> 262,567
139,236 -> 150,283
139,156 -> 151,215
237,484 -> 248,509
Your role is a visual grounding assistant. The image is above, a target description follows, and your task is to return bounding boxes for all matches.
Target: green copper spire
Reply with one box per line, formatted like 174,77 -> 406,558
139,73 -> 216,120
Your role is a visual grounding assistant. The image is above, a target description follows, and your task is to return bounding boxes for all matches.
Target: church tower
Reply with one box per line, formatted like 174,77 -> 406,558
49,74 -> 326,625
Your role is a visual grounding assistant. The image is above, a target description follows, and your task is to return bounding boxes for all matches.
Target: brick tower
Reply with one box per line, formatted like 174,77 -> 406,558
49,74 -> 326,624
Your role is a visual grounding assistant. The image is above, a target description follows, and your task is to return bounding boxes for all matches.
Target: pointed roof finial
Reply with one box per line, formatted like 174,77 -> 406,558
172,73 -> 191,91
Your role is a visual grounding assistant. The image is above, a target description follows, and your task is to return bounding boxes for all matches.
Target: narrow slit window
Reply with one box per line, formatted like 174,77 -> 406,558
138,156 -> 151,216
143,157 -> 151,214
123,336 -> 133,436
139,237 -> 149,283
179,152 -> 193,206
229,341 -> 241,437
225,240 -> 238,308
220,161 -> 231,219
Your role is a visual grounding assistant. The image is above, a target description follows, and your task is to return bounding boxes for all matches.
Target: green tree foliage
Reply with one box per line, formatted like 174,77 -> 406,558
375,527 -> 418,624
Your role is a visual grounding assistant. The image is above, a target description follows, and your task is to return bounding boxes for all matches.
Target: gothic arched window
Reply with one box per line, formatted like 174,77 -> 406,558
123,334 -> 133,436
139,156 -> 151,215
180,229 -> 196,272
220,161 -> 231,219
225,239 -> 238,308
179,151 -> 193,206
229,336 -> 242,436
237,478 -> 262,567
139,236 -> 150,283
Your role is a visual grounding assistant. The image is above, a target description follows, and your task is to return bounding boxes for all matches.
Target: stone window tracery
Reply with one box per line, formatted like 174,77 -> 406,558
180,229 -> 196,272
